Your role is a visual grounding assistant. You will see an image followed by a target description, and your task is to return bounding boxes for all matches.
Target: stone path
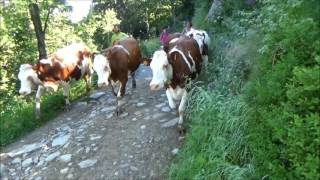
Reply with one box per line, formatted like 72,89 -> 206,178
0,65 -> 181,180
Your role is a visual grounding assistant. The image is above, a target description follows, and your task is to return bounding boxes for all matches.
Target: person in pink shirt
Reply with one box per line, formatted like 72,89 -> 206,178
160,27 -> 169,47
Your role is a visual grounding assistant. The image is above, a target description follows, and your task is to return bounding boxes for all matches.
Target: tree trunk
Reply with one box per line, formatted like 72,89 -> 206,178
207,0 -> 223,21
29,3 -> 47,60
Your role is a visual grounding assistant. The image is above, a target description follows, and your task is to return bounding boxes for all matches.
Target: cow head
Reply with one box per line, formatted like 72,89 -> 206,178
93,54 -> 111,88
18,64 -> 41,95
186,30 -> 210,55
149,50 -> 173,91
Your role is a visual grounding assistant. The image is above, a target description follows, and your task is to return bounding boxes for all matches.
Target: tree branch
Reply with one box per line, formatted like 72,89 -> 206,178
43,7 -> 51,33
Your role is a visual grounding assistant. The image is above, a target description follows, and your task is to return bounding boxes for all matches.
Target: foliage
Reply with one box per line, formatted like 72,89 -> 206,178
244,0 -> 320,179
170,0 -> 319,179
0,0 -> 111,146
139,37 -> 161,58
92,0 -> 194,39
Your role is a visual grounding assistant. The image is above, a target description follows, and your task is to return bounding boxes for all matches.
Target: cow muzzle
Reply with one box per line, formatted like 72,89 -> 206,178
98,82 -> 108,88
19,90 -> 31,96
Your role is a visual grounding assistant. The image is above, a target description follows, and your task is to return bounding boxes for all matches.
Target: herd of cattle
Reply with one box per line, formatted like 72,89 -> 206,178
18,29 -> 210,132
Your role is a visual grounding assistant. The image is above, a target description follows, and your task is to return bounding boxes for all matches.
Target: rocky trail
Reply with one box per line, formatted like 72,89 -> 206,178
0,65 -> 182,180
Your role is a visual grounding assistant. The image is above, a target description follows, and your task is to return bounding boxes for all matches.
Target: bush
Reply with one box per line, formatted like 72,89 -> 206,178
140,37 -> 161,57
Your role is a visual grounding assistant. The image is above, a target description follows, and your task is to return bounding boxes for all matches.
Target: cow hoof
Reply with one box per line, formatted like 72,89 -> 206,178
177,125 -> 185,135
116,108 -> 124,116
64,106 -> 71,111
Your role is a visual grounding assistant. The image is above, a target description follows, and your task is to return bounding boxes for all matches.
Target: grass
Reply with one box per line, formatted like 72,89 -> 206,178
169,86 -> 253,180
0,80 -> 91,147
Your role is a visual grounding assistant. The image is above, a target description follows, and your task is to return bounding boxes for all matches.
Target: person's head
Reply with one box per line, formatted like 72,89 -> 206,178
112,25 -> 120,33
185,20 -> 192,29
162,26 -> 168,33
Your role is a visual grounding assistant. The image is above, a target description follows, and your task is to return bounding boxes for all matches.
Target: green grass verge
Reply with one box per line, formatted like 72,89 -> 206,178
169,87 -> 253,180
0,80 -> 90,147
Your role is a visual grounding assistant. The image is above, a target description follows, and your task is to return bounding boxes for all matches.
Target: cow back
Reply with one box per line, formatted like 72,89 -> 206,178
168,37 -> 202,88
114,37 -> 141,73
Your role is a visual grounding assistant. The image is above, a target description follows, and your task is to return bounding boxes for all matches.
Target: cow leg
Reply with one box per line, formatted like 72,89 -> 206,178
116,80 -> 127,116
131,72 -> 136,89
35,86 -> 44,119
63,82 -> 71,111
166,89 -> 176,109
178,89 -> 188,134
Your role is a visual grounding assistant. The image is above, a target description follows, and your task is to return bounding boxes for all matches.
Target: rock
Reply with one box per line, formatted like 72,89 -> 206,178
52,134 -> 70,147
114,171 -> 119,176
113,161 -> 117,165
171,148 -> 179,155
119,112 -> 129,118
75,147 -> 84,154
45,151 -> 61,162
140,125 -> 146,129
36,160 -> 44,167
119,163 -> 129,168
60,167 -> 69,174
58,154 -> 72,163
68,162 -> 73,166
85,147 -> 90,154
21,158 -> 33,168
0,163 -> 7,175
161,106 -> 171,112
90,135 -> 102,141
78,159 -> 97,168
132,117 -> 137,121
7,143 -> 43,157
74,101 -> 87,108
0,153 -> 9,161
67,174 -> 74,179
90,92 -> 105,99
134,111 -> 142,116
101,106 -> 116,113
106,114 -> 113,119
161,118 -> 179,128
12,157 -> 22,164
152,113 -> 164,119
130,166 -> 138,171
136,102 -> 146,107
155,103 -> 166,108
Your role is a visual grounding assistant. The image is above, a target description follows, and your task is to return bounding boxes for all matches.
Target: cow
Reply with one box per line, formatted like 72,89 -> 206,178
148,36 -> 202,132
185,29 -> 210,67
18,43 -> 93,119
93,37 -> 143,115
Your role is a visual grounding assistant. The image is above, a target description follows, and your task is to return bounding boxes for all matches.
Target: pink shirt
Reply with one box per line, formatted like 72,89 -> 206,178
160,32 -> 169,45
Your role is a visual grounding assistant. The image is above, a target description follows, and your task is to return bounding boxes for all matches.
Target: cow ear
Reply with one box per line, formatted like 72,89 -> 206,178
91,52 -> 98,59
141,57 -> 151,66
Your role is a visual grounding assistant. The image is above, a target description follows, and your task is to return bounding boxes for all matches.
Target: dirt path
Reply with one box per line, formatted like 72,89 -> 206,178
0,65 -> 182,180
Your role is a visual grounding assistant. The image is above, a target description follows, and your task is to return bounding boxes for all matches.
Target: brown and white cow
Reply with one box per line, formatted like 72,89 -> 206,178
149,36 -> 202,132
18,43 -> 93,119
93,37 -> 142,114
185,29 -> 210,66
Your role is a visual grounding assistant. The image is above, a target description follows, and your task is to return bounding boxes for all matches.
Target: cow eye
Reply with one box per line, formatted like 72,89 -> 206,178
163,64 -> 168,69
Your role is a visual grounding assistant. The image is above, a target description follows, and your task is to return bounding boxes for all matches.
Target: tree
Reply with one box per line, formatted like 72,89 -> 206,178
29,2 -> 50,59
